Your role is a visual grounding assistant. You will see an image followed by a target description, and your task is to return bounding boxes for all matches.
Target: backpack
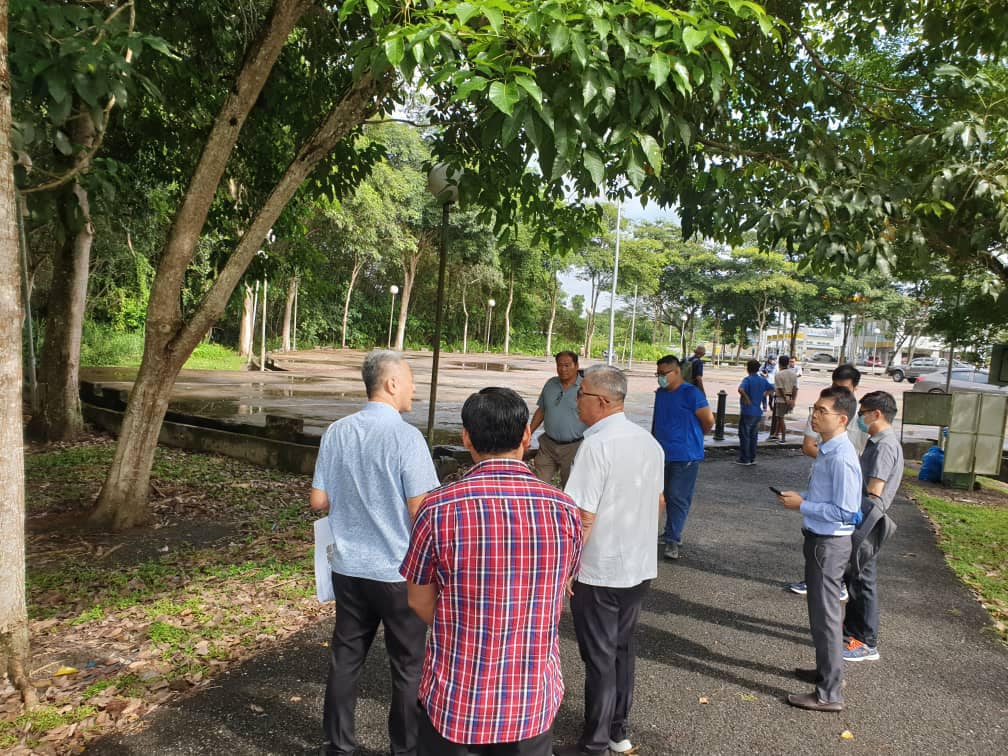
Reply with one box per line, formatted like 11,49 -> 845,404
681,355 -> 696,385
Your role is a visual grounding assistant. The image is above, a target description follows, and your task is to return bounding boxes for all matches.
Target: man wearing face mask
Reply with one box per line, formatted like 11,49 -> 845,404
653,355 -> 715,560
842,391 -> 904,663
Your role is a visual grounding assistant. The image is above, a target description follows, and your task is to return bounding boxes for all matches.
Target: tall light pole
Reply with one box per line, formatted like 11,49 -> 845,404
607,201 -> 622,367
386,285 -> 399,349
425,164 -> 460,445
485,298 -> 496,353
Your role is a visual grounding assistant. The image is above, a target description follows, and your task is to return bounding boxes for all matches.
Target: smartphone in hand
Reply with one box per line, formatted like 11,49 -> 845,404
768,486 -> 783,496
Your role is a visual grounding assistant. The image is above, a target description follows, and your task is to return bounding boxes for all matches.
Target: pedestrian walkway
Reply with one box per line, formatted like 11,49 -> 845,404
89,449 -> 1008,755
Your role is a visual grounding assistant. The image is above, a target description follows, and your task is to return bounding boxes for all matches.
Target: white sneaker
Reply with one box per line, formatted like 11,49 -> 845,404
608,740 -> 637,754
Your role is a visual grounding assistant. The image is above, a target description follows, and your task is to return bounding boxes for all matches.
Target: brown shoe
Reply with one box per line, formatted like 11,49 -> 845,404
794,668 -> 847,689
787,692 -> 843,712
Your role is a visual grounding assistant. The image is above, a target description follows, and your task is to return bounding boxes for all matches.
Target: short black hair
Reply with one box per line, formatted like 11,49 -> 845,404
657,354 -> 681,369
555,350 -> 578,364
832,363 -> 862,388
860,391 -> 897,423
746,359 -> 761,374
778,354 -> 791,370
819,385 -> 857,423
461,387 -> 529,454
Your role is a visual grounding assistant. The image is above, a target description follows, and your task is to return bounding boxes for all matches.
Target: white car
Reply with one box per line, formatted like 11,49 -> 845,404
911,369 -> 1008,395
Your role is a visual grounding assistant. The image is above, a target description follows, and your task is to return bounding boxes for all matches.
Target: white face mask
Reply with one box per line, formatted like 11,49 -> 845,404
657,374 -> 669,389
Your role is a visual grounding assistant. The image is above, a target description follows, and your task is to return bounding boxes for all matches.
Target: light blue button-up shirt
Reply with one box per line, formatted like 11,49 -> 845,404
800,433 -> 862,536
313,402 -> 440,582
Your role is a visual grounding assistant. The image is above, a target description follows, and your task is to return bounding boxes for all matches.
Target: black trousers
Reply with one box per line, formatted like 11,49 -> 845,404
322,573 -> 427,756
417,702 -> 553,756
570,580 -> 650,754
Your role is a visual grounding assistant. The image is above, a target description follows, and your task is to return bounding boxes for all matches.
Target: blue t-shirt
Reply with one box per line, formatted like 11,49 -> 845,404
652,383 -> 709,462
739,374 -> 773,417
312,402 -> 440,582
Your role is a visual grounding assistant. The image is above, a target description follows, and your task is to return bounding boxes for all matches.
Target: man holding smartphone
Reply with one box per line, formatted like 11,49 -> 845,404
775,386 -> 862,712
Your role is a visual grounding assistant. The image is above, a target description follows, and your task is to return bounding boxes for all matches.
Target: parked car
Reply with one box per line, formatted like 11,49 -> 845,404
886,357 -> 969,383
808,352 -> 837,363
911,369 -> 1008,395
859,357 -> 884,367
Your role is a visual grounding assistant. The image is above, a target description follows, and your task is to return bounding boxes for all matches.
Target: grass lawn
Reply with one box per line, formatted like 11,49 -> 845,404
905,477 -> 1008,645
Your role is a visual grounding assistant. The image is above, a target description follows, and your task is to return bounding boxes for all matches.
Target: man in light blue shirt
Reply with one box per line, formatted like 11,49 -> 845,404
777,386 -> 862,712
310,349 -> 440,756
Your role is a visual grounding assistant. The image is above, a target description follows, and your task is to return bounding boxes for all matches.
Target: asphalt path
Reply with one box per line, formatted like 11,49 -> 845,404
89,448 -> 1008,755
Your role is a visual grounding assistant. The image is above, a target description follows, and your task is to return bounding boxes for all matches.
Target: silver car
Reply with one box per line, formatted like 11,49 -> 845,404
911,369 -> 1008,395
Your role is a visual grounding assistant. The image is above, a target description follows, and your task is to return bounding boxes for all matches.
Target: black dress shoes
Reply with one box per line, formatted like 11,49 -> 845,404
787,691 -> 843,712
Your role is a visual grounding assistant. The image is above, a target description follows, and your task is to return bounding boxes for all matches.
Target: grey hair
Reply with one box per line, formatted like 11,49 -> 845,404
362,349 -> 404,398
582,365 -> 627,402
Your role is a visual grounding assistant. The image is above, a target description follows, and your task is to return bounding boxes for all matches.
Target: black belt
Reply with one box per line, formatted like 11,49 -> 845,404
544,434 -> 583,445
802,528 -> 850,539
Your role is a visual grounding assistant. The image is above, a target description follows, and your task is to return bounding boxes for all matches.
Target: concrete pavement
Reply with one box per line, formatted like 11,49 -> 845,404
88,447 -> 1008,755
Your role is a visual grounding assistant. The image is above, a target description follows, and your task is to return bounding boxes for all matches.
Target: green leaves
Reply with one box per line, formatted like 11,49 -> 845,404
488,81 -> 520,115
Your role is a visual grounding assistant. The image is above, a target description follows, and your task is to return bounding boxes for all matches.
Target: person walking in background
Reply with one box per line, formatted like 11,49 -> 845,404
843,391 -> 904,663
737,359 -> 774,466
653,355 -> 714,560
775,386 -> 862,712
310,350 -> 440,756
559,366 -> 665,756
401,387 -> 582,756
685,344 -> 707,395
771,355 -> 798,443
530,351 -> 587,487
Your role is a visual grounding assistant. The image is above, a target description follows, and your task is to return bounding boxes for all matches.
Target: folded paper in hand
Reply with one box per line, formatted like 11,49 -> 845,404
314,517 -> 335,603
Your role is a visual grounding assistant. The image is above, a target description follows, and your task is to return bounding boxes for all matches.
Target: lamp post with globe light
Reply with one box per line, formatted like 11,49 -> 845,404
425,164 -> 460,445
485,299 -> 496,353
386,285 -> 399,349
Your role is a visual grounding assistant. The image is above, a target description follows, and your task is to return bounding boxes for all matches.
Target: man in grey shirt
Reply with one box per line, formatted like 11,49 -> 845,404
530,350 -> 587,486
842,390 -> 904,662
310,350 -> 440,756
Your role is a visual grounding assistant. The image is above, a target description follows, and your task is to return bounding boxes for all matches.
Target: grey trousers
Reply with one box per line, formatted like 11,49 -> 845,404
802,530 -> 852,704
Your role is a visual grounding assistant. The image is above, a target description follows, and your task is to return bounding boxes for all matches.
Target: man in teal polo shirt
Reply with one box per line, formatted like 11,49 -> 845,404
530,350 -> 587,486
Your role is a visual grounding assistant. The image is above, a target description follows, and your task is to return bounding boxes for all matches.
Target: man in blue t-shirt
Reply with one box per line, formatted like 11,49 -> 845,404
310,349 -> 441,756
737,359 -> 774,465
653,355 -> 715,560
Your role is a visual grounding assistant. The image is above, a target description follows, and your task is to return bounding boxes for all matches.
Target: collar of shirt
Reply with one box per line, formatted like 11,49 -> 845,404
867,426 -> 895,445
583,411 -> 625,438
817,433 -> 849,456
462,457 -> 535,479
362,400 -> 401,417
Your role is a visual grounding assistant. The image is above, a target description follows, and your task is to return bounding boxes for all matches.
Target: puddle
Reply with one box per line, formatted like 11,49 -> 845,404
445,361 -> 532,372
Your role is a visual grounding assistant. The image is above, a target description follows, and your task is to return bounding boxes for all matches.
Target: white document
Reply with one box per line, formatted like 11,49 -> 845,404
314,517 -> 335,603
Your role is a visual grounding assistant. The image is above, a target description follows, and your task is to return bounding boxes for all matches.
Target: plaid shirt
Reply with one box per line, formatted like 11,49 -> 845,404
400,459 -> 582,745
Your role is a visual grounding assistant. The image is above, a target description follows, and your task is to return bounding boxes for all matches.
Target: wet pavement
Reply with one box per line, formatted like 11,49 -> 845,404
81,349 -> 936,447
87,448 -> 1008,755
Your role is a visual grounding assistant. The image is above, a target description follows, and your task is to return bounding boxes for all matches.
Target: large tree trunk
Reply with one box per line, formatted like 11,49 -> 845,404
238,283 -> 253,357
281,276 -> 297,351
544,269 -> 559,358
503,269 -> 514,356
0,8 -> 36,706
25,106 -> 96,442
93,1 -> 386,528
340,262 -> 362,349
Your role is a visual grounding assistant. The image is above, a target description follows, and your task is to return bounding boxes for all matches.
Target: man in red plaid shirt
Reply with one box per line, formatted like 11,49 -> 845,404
401,386 -> 583,755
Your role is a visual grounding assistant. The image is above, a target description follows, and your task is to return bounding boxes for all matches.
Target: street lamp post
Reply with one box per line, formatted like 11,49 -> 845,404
485,298 -> 496,353
607,201 -> 622,367
425,164 -> 460,445
386,285 -> 399,349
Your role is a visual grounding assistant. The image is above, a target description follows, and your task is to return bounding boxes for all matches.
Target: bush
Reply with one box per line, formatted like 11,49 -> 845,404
81,322 -> 245,370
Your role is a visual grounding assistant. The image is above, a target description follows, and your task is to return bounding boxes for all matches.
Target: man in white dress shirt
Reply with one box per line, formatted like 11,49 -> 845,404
558,366 -> 666,756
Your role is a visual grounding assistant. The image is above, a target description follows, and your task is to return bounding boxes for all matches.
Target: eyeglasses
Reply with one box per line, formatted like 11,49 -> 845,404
577,388 -> 609,401
809,405 -> 843,417
655,369 -> 675,377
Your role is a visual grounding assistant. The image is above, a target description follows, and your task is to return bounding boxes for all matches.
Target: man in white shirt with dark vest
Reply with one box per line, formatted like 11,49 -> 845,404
559,365 -> 665,756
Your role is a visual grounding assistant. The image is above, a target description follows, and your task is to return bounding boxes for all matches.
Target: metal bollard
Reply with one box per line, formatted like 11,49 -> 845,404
713,389 -> 727,441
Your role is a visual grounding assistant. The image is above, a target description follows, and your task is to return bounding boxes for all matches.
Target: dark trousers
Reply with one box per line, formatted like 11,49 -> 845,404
570,580 -> 649,754
323,573 -> 427,756
803,531 -> 852,704
738,414 -> 761,463
843,556 -> 880,647
417,702 -> 552,756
